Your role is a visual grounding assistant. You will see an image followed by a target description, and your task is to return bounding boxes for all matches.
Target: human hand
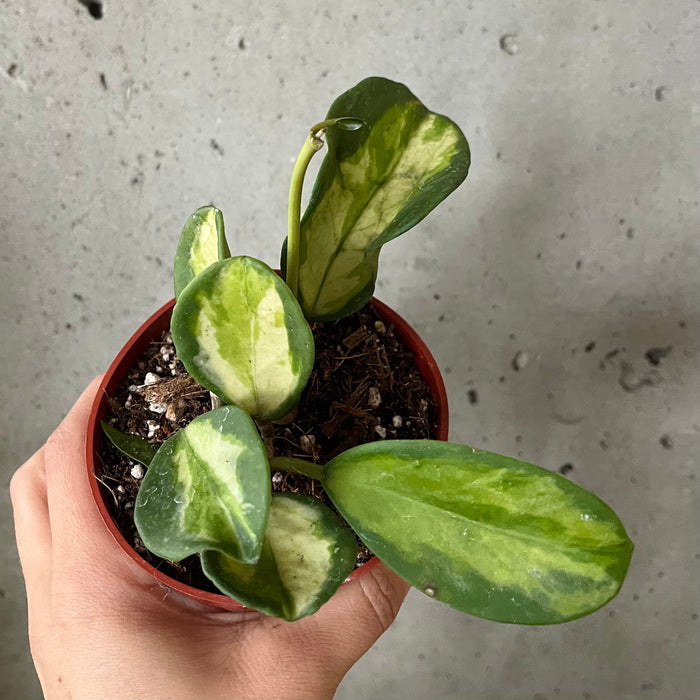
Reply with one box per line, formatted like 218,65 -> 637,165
11,376 -> 410,699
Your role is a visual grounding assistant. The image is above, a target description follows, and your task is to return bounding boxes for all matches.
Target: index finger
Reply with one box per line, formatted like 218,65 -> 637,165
44,376 -> 117,562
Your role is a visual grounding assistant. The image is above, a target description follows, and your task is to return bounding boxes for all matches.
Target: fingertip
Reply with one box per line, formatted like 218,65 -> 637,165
46,374 -> 105,450
44,374 -> 115,554
305,561 -> 409,644
357,562 -> 410,631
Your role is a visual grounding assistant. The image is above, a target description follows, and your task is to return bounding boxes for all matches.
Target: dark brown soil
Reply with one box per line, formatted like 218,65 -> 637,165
98,305 -> 437,594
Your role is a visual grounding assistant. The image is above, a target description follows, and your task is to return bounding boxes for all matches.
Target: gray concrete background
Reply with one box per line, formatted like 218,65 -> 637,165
1,1 -> 698,698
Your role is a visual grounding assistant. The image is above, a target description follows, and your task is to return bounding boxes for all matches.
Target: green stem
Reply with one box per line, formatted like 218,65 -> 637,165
286,118 -> 351,300
269,456 -> 325,481
255,419 -> 276,460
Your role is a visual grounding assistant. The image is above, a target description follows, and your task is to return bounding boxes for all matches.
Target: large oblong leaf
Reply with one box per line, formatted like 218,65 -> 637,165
288,77 -> 470,321
174,205 -> 229,299
171,256 -> 314,420
134,405 -> 270,564
201,493 -> 358,621
323,441 -> 633,625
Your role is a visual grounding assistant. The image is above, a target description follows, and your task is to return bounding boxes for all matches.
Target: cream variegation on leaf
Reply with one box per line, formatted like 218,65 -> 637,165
173,205 -> 230,299
285,77 -> 471,321
324,440 -> 633,625
171,255 -> 314,420
134,405 -> 270,564
201,493 -> 358,621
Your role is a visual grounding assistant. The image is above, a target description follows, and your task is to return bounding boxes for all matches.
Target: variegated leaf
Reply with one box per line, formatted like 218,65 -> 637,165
171,256 -> 314,420
174,205 -> 230,299
324,441 -> 633,625
287,77 -> 470,320
201,493 -> 358,621
134,405 -> 270,564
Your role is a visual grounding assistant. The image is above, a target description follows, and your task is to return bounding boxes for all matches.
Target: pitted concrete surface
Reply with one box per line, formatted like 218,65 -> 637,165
1,1 -> 698,698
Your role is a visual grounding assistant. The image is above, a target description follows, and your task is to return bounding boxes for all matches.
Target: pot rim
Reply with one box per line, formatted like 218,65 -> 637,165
86,297 -> 449,611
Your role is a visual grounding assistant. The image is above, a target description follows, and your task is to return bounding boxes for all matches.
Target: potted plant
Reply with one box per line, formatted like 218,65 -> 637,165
88,76 -> 633,624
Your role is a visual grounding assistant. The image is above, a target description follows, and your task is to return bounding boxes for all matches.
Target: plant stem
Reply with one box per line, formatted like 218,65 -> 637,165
256,419 -> 276,460
269,456 -> 325,481
286,119 -> 344,300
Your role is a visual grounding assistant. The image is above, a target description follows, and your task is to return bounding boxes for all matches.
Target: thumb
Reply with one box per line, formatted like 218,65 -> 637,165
293,561 -> 410,670
340,561 -> 411,634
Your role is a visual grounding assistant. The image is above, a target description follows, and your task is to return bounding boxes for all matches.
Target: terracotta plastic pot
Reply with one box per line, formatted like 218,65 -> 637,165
86,297 -> 449,611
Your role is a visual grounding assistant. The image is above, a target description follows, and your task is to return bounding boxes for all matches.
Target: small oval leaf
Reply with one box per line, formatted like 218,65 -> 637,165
134,405 -> 270,564
287,77 -> 470,321
101,420 -> 158,467
201,493 -> 358,621
324,440 -> 633,625
174,205 -> 229,299
171,256 -> 315,420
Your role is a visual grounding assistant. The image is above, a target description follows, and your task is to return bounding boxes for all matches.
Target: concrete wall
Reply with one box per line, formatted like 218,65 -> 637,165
1,1 -> 698,697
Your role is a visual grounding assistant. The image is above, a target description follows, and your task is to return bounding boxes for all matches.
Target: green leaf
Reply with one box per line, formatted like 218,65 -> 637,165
324,441 -> 633,625
174,205 -> 229,299
201,493 -> 358,621
101,420 -> 158,467
288,77 -> 470,321
134,405 -> 270,564
171,256 -> 315,420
